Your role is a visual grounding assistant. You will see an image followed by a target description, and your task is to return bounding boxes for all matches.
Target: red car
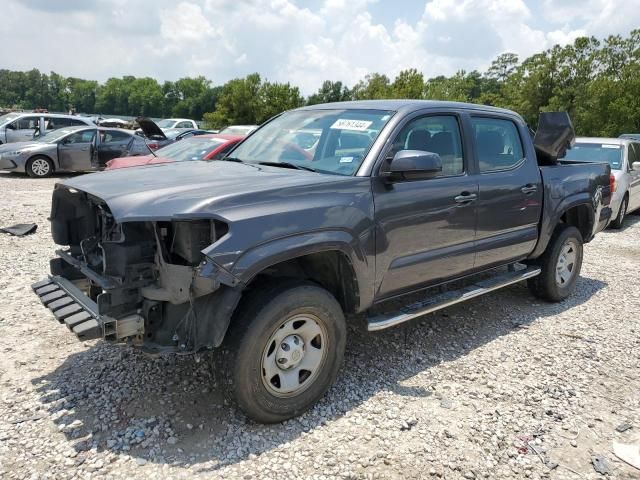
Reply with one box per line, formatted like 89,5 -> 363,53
105,134 -> 244,170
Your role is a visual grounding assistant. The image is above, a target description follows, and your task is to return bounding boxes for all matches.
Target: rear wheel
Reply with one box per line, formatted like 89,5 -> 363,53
26,156 -> 54,178
221,281 -> 346,423
610,196 -> 628,229
528,225 -> 583,302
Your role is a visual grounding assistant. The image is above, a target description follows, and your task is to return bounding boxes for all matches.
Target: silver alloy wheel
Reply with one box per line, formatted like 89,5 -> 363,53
30,158 -> 50,177
261,313 -> 327,398
555,239 -> 578,286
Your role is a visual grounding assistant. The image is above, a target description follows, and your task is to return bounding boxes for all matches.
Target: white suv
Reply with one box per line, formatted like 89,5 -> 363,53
0,113 -> 95,144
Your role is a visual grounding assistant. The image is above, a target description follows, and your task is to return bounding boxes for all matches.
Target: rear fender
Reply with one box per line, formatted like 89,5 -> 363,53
529,192 -> 596,258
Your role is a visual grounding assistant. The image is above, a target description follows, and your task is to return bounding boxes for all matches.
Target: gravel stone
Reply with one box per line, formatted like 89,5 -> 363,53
0,173 -> 639,479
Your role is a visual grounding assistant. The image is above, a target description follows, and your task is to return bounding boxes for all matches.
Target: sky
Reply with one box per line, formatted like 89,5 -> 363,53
1,0 -> 639,94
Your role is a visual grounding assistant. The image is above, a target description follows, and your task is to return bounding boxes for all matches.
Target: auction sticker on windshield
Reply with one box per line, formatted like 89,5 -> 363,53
331,119 -> 373,131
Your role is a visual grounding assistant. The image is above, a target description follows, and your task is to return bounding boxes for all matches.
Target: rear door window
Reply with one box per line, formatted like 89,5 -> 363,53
45,117 -> 74,130
471,117 -> 524,172
101,130 -> 131,144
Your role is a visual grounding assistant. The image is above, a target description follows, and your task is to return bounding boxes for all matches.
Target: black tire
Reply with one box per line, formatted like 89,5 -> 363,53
221,280 -> 346,423
610,195 -> 628,229
528,225 -> 583,302
26,155 -> 54,178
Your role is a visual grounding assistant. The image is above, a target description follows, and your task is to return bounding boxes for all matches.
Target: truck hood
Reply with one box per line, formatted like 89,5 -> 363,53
58,160 -> 352,221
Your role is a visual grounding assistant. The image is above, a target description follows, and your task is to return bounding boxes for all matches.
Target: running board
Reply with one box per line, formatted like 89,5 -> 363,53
367,267 -> 541,332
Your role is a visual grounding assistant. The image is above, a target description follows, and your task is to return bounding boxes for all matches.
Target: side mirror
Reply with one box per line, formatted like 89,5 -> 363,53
633,162 -> 640,171
5,123 -> 15,130
382,150 -> 443,181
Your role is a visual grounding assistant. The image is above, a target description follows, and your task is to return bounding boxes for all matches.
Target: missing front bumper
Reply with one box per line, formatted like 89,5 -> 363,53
32,276 -> 144,342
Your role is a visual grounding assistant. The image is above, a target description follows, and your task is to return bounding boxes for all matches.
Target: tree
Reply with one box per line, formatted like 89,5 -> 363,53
2,29 -> 640,136
391,69 -> 424,99
203,73 -> 262,128
351,73 -> 392,100
424,71 -> 476,102
487,53 -> 519,82
258,81 -> 304,123
307,80 -> 351,105
127,77 -> 164,117
67,78 -> 98,114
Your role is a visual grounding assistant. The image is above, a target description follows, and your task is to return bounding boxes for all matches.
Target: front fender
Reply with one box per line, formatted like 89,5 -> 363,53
229,229 -> 374,310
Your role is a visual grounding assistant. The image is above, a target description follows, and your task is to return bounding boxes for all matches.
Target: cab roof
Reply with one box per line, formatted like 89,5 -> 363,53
300,99 -> 518,116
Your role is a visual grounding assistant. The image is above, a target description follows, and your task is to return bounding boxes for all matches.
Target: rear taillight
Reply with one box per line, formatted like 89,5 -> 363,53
610,174 -> 617,193
147,143 -> 159,150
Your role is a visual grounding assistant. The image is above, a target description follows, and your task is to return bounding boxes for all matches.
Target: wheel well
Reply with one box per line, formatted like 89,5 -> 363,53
245,251 -> 360,314
560,204 -> 592,240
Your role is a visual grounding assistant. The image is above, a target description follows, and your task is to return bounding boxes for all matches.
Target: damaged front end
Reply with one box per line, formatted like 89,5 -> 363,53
32,184 -> 242,353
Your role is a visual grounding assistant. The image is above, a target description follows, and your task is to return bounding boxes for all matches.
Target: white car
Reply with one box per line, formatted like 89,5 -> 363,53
563,137 -> 640,228
0,112 -> 95,144
219,125 -> 258,135
155,118 -> 198,130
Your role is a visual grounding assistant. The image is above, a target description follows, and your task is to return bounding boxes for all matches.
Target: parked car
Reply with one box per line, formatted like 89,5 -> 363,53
620,134 -> 640,141
155,118 -> 198,129
136,117 -> 208,150
0,125 -> 149,177
0,112 -> 94,144
105,134 -> 244,170
563,137 -> 640,228
97,118 -> 129,128
33,101 -> 612,423
219,125 -> 258,135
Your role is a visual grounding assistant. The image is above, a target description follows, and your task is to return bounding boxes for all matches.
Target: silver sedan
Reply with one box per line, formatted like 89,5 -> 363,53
0,126 -> 150,177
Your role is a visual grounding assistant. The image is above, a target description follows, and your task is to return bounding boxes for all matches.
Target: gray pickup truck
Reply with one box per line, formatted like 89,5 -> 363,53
33,100 -> 612,423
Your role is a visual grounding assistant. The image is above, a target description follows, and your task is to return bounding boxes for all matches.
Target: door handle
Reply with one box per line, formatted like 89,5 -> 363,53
454,192 -> 477,204
521,184 -> 538,194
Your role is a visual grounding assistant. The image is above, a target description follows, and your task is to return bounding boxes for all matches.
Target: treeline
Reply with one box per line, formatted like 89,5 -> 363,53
1,30 -> 638,135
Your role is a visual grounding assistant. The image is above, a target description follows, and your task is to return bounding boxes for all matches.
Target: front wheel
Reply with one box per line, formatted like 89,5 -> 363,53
528,225 -> 583,302
26,156 -> 54,178
221,281 -> 346,423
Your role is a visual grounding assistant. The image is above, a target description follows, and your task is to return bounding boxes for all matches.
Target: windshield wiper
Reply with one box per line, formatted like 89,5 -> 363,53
257,161 -> 317,172
224,157 -> 245,163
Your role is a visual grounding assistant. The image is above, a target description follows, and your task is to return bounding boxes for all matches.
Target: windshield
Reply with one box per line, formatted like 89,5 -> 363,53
0,113 -> 21,126
157,119 -> 176,128
563,142 -> 624,170
227,109 -> 394,175
156,137 -> 226,161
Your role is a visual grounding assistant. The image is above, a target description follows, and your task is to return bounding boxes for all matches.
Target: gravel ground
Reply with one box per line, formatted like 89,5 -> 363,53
0,171 -> 639,480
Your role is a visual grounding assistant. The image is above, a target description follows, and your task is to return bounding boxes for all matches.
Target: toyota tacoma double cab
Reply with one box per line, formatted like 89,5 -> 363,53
33,100 -> 612,423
